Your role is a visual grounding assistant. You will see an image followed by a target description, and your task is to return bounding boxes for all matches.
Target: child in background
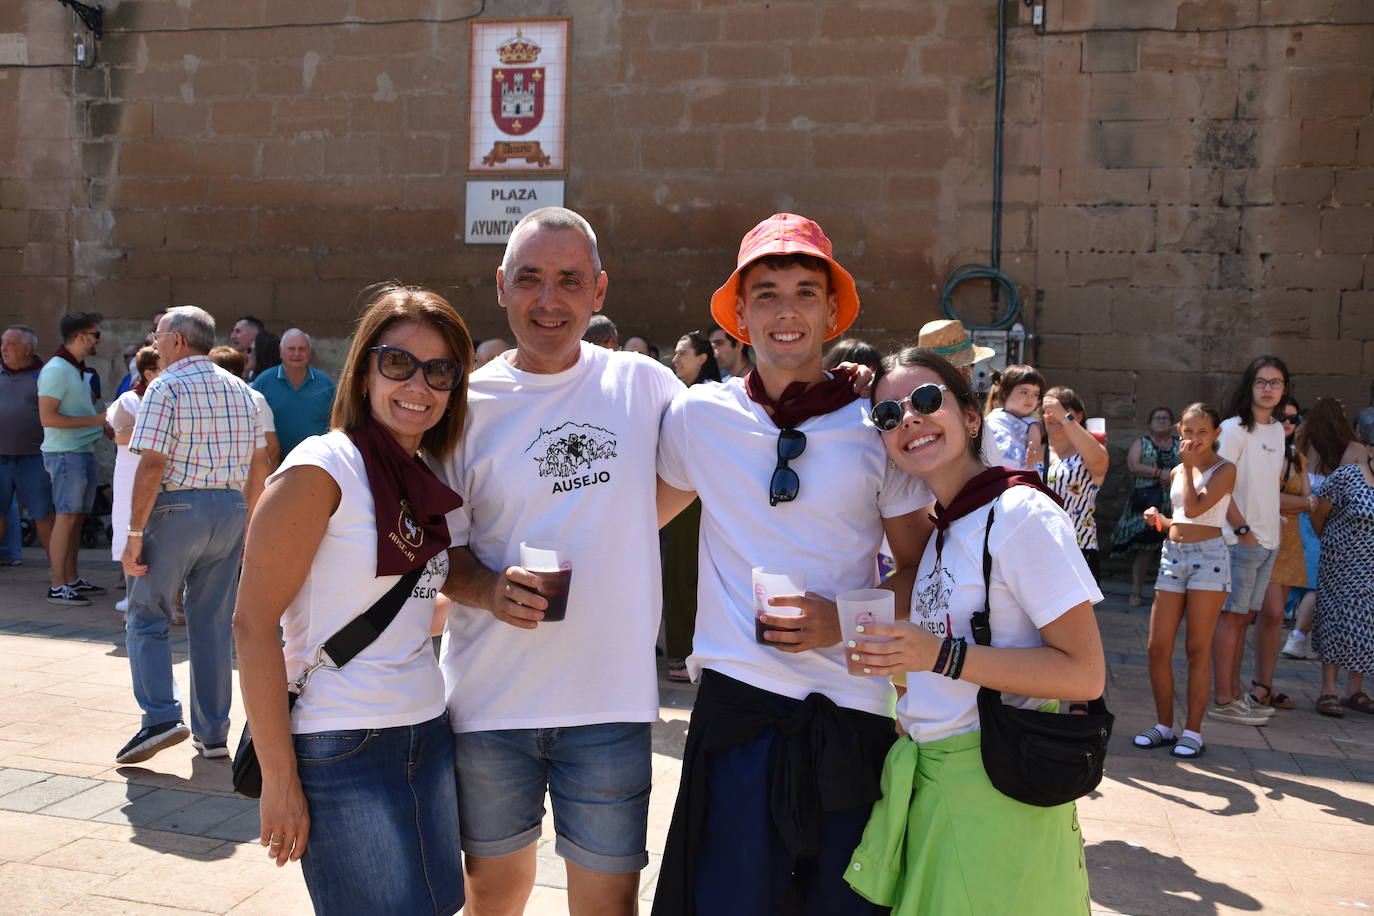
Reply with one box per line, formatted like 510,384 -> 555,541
1135,403 -> 1237,758
983,365 -> 1045,472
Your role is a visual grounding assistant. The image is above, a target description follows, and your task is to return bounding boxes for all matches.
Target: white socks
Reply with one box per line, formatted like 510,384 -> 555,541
1173,729 -> 1204,757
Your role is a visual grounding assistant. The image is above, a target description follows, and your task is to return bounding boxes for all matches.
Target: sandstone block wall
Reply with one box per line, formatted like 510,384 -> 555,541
1,0 -> 1368,433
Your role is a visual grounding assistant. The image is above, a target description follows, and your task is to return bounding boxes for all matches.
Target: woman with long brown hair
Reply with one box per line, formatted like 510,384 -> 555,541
234,285 -> 471,914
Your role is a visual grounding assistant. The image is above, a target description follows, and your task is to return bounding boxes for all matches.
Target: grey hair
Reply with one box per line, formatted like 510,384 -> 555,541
281,328 -> 312,347
1357,407 -> 1374,446
500,207 -> 603,275
4,324 -> 38,351
164,306 -> 216,354
584,314 -> 617,346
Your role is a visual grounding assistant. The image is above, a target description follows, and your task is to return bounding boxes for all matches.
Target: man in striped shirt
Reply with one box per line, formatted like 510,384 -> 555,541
116,306 -> 270,765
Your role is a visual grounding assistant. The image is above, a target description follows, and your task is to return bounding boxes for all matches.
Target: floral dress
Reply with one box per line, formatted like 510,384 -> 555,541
1109,435 -> 1180,556
1311,463 -> 1374,675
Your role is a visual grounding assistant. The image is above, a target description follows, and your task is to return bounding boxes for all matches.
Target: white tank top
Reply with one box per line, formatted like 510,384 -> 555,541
1170,460 -> 1232,528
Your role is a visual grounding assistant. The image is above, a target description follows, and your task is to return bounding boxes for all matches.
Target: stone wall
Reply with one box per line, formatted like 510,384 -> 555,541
1,0 -> 1368,427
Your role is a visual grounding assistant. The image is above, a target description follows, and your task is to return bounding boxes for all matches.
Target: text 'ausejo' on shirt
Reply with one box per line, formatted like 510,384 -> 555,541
897,487 -> 1102,743
656,379 -> 933,717
274,431 -> 450,734
433,343 -> 682,733
1217,415 -> 1284,550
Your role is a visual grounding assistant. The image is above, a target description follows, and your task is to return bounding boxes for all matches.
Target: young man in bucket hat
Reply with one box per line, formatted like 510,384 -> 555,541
652,214 -> 934,914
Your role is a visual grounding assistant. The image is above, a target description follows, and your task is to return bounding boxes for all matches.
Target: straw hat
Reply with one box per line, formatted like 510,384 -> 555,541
917,319 -> 995,368
709,213 -> 860,345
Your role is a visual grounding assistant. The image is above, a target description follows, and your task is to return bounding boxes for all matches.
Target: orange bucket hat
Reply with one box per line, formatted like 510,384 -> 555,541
709,213 -> 860,345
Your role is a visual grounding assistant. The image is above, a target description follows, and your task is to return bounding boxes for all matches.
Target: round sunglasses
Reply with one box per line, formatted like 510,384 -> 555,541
870,384 -> 949,431
369,345 -> 463,391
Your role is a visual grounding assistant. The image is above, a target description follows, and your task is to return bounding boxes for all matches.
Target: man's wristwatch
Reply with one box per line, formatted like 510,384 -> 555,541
126,529 -> 144,538
1234,524 -> 1251,537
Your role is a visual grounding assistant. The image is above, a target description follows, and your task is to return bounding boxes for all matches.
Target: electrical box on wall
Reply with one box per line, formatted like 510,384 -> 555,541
970,324 -> 1029,393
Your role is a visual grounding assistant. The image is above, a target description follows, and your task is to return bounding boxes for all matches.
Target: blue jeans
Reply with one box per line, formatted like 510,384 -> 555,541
42,450 -> 97,515
126,489 -> 245,743
452,722 -> 652,874
0,453 -> 54,521
0,497 -> 19,562
297,713 -> 464,916
1223,544 -> 1277,613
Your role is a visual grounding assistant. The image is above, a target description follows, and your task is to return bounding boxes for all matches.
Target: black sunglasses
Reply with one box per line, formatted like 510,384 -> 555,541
870,384 -> 949,432
769,428 -> 806,507
369,345 -> 463,391
1282,413 -> 1302,424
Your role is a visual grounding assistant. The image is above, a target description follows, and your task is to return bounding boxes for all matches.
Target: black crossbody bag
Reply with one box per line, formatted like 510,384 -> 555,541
972,502 -> 1113,807
231,566 -> 424,798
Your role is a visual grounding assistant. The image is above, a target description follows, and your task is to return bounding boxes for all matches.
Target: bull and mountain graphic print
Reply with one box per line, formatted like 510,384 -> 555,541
526,422 -> 619,493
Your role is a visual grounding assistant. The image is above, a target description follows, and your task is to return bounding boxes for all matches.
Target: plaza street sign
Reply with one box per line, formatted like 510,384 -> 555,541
464,180 -> 565,244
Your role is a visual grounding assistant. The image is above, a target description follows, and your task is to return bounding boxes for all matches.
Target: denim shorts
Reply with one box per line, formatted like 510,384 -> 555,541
1154,537 -> 1232,594
296,712 -> 464,916
452,722 -> 651,874
0,454 -> 54,520
42,450 -> 97,515
1223,544 -> 1277,613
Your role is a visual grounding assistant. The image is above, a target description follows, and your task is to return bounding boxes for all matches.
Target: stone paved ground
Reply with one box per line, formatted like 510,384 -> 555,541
1,548 -> 1371,914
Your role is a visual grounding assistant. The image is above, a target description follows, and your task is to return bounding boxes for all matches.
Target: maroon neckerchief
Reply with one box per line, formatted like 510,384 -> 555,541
52,346 -> 85,373
347,414 -> 463,577
744,364 -> 861,429
930,466 -> 1064,560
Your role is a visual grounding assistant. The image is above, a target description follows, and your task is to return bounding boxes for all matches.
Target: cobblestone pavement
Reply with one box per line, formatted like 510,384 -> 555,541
1,549 -> 1371,914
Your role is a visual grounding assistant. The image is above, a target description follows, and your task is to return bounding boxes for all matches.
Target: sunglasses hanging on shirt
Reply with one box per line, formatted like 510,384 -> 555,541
769,428 -> 806,506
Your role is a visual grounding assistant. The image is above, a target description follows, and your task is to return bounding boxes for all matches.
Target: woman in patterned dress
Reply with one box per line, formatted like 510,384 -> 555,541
1043,386 -> 1110,582
1310,408 -> 1374,717
1110,407 -> 1182,605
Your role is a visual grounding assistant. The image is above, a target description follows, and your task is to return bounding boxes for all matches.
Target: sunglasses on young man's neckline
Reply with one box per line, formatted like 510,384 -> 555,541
870,383 -> 949,432
369,345 -> 463,391
769,428 -> 806,507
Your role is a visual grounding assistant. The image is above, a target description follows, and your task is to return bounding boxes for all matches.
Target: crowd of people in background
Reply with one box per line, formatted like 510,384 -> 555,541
0,205 -> 1370,916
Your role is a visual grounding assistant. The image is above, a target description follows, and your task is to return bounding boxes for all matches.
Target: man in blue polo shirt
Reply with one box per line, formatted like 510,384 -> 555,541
249,327 -> 334,460
38,312 -> 110,606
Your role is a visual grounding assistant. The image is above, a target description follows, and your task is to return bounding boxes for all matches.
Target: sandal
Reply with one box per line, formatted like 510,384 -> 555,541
1341,691 -> 1374,715
665,659 -> 690,683
1171,735 -> 1205,759
1133,727 -> 1174,750
1128,593 -> 1143,607
1250,680 -> 1295,710
1316,694 -> 1346,717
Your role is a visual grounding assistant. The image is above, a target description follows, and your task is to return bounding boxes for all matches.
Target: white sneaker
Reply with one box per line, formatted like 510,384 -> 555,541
1206,699 -> 1269,726
115,598 -> 129,612
1238,693 -> 1276,717
1281,631 -> 1318,660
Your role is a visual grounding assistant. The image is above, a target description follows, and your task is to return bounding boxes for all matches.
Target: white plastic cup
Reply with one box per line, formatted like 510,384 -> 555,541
838,589 -> 895,676
752,566 -> 805,646
519,541 -> 572,622
1086,417 -> 1106,445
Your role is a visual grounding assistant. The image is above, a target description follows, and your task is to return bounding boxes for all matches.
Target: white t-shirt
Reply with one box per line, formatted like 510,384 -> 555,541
249,387 -> 276,433
657,380 -> 933,717
434,342 -> 681,733
273,431 -> 450,734
983,408 -> 1038,471
897,487 -> 1102,742
1217,416 -> 1284,549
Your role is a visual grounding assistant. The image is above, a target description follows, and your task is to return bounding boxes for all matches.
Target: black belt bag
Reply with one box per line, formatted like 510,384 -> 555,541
972,502 -> 1113,807
231,566 -> 423,798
